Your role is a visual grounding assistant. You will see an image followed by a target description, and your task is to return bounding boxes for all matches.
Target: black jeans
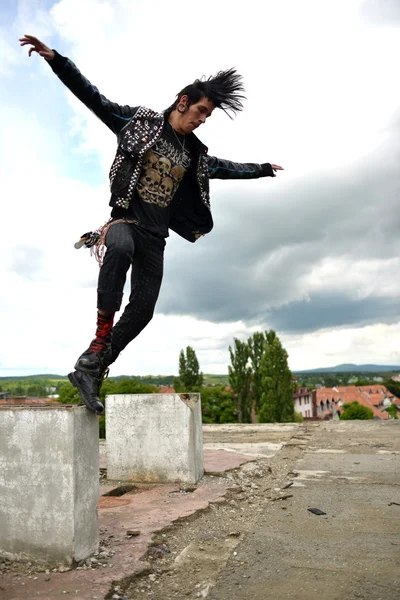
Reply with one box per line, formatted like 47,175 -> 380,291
97,221 -> 165,355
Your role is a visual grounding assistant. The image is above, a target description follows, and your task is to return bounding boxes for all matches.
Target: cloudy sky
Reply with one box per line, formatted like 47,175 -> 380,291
1,0 -> 399,377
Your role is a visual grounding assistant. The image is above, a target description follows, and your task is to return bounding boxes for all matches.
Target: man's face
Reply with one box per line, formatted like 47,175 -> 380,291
179,96 -> 215,133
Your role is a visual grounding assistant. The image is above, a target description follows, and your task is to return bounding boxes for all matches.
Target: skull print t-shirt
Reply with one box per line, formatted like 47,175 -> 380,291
111,121 -> 194,237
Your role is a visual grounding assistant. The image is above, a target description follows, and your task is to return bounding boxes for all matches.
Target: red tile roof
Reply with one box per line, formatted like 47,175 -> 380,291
0,398 -> 59,405
315,385 -> 397,420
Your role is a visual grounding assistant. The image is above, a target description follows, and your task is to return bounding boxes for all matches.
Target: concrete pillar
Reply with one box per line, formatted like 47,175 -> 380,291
0,405 -> 99,566
106,393 -> 204,484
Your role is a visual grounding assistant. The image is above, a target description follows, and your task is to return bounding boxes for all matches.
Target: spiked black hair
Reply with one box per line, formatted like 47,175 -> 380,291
165,68 -> 246,118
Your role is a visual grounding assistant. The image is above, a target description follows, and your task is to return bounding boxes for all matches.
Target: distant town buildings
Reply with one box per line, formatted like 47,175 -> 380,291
294,385 -> 399,420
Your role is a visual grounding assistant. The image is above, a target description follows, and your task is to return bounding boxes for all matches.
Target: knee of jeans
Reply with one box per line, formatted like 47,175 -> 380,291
106,240 -> 134,262
142,306 -> 155,324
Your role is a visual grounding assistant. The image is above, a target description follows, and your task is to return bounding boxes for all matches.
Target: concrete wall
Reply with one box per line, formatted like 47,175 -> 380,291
106,394 -> 204,484
0,405 -> 99,566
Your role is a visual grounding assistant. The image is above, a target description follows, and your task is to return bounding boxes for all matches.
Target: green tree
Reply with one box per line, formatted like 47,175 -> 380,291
353,377 -> 374,387
258,330 -> 294,423
323,374 -> 342,388
200,386 -> 236,423
174,346 -> 203,392
340,402 -> 373,420
58,382 -> 81,405
248,331 -> 266,416
110,378 -> 155,397
384,378 -> 400,399
228,338 -> 251,423
27,384 -> 42,397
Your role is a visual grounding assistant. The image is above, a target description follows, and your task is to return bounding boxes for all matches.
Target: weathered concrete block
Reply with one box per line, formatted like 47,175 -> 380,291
0,405 -> 99,566
106,394 -> 204,483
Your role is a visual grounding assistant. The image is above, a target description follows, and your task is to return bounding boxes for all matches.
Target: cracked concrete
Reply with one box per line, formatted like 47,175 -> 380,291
1,421 -> 399,600
0,440 -> 264,599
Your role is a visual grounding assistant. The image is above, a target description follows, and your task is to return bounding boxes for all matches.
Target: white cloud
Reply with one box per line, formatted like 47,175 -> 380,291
304,257 -> 400,300
284,322 -> 400,370
0,36 -> 19,75
48,0 -> 400,174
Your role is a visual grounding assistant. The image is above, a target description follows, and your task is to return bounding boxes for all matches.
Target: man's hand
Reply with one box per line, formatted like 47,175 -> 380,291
261,163 -> 284,178
19,34 -> 55,61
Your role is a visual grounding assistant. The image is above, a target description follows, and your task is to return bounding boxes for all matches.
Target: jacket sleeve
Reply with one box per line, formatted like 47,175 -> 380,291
207,156 -> 275,179
48,51 -> 137,134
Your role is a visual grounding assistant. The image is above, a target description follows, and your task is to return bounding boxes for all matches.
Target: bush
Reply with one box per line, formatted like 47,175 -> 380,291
294,411 -> 304,423
386,404 -> 398,419
340,401 -> 373,420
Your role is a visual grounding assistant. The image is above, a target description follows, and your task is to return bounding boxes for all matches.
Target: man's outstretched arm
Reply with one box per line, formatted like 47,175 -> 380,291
19,34 -> 137,134
208,156 -> 283,179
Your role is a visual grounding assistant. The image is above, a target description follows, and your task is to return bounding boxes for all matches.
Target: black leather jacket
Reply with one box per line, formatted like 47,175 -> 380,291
49,52 -> 275,242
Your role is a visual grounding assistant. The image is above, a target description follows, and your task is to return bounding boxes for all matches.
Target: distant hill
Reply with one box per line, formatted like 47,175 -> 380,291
1,366 -> 398,384
0,374 -> 68,382
294,364 -> 400,374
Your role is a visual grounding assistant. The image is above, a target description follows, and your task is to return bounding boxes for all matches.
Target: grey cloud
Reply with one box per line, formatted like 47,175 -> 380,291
360,0 -> 400,25
157,112 -> 400,334
267,293 -> 400,334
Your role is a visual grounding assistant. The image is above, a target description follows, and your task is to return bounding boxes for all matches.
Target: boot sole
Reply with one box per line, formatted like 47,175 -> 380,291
68,371 -> 104,416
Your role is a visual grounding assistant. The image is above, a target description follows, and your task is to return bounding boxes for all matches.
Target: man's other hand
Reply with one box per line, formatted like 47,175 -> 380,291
19,35 -> 55,61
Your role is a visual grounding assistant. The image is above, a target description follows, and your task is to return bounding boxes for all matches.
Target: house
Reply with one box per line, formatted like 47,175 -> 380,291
313,385 -> 399,420
293,386 -> 314,418
158,386 -> 176,393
